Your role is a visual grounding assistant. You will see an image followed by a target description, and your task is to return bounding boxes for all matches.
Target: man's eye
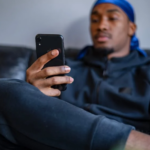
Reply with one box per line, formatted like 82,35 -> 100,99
91,19 -> 99,23
109,17 -> 118,21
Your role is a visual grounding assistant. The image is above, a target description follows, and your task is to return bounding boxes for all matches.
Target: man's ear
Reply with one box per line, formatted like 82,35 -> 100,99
128,22 -> 137,37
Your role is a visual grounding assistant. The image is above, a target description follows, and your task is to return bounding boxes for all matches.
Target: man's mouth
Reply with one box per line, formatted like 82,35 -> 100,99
94,33 -> 111,43
97,36 -> 109,42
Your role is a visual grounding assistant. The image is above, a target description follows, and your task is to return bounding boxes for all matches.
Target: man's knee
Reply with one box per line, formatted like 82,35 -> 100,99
0,79 -> 40,109
0,78 -> 25,88
0,78 -> 38,93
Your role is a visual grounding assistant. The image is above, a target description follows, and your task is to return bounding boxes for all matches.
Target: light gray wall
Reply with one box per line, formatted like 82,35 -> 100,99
0,0 -> 150,49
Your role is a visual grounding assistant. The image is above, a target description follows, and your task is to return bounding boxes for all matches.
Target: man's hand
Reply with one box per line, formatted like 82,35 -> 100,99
26,49 -> 74,97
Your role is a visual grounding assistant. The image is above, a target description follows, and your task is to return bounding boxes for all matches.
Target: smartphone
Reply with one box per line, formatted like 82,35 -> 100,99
35,34 -> 67,91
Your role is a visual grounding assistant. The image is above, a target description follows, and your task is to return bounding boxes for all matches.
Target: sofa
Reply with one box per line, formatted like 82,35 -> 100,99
0,45 -> 81,81
0,45 -> 149,81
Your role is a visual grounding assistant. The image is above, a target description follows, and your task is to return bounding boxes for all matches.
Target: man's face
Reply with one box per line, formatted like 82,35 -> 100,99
90,3 -> 133,52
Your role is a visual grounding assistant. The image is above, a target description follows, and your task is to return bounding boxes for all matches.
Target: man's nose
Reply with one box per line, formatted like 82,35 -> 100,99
97,18 -> 109,31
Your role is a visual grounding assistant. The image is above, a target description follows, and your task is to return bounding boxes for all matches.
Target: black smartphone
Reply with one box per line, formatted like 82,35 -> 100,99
35,34 -> 67,91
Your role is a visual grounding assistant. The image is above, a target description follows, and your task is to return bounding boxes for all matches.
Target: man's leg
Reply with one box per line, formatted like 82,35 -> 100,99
0,79 -> 133,150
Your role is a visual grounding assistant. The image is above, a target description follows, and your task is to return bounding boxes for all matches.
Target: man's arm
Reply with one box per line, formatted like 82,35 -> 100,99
125,130 -> 150,150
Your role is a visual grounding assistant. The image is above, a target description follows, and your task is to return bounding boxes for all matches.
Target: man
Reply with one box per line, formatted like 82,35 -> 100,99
0,0 -> 150,150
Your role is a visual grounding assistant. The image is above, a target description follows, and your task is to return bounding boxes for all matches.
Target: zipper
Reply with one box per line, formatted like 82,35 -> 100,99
96,59 -> 110,103
103,59 -> 109,78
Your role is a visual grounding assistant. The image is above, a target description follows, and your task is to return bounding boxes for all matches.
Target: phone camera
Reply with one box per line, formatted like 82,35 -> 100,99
37,36 -> 42,42
37,36 -> 42,46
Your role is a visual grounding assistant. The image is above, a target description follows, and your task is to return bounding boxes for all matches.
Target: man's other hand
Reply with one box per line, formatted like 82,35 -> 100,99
26,49 -> 74,97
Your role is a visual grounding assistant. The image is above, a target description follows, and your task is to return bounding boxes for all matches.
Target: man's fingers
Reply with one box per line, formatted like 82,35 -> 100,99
30,49 -> 59,71
33,66 -> 71,79
40,88 -> 61,97
49,76 -> 74,86
39,76 -> 74,87
32,76 -> 74,97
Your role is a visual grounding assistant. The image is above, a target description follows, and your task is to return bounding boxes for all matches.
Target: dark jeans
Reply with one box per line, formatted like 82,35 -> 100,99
0,79 -> 133,150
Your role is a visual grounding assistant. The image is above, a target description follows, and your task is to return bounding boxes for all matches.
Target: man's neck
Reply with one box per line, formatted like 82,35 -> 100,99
107,50 -> 130,60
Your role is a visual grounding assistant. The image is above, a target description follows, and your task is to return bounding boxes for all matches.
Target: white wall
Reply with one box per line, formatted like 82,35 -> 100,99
0,0 -> 150,49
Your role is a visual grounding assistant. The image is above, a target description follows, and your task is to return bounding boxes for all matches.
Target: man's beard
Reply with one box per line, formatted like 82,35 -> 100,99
92,47 -> 114,57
